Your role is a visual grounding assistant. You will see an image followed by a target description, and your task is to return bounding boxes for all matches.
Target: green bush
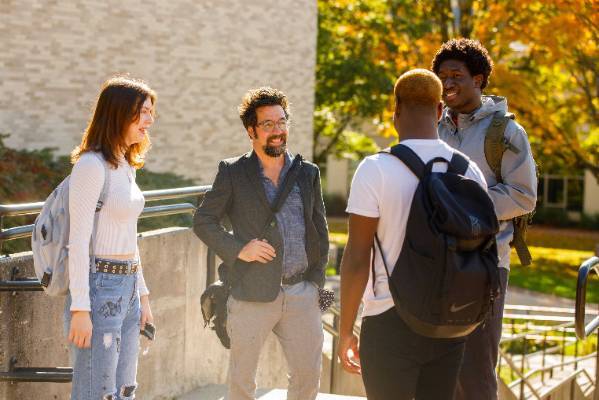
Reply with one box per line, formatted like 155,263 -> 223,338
136,169 -> 198,233
533,208 -> 572,226
0,136 -> 200,255
533,207 -> 599,230
0,133 -> 71,202
323,192 -> 347,217
580,213 -> 599,230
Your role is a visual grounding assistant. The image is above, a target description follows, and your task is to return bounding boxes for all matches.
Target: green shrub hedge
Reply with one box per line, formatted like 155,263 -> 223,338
323,192 -> 347,216
533,207 -> 599,230
0,135 -> 199,255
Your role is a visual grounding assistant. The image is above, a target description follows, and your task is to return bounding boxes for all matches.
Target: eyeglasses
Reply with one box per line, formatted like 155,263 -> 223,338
256,119 -> 289,132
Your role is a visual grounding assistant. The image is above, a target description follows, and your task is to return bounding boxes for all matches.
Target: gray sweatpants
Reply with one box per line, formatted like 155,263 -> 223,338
226,281 -> 323,400
455,268 -> 509,400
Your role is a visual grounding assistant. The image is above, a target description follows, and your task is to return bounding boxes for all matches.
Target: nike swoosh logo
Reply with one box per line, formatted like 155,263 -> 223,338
450,301 -> 477,313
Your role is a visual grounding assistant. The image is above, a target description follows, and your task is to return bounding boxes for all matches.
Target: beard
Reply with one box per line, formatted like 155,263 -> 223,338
263,134 -> 287,158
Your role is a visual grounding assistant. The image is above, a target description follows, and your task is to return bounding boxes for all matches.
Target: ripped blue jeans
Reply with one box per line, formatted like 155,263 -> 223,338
64,272 -> 141,400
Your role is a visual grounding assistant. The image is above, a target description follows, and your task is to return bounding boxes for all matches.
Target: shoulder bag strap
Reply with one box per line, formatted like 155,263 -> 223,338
257,154 -> 303,239
228,155 -> 303,288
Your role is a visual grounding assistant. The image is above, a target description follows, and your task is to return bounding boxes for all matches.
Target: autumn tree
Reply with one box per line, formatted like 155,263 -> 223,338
315,0 -> 598,179
474,0 -> 598,178
314,0 -> 457,165
314,0 -> 393,166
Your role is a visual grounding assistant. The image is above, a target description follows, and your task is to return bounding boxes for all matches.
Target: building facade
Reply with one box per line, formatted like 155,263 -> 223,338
0,0 -> 317,183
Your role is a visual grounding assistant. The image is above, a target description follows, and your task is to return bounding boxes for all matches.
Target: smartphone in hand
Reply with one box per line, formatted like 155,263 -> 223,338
140,322 -> 156,341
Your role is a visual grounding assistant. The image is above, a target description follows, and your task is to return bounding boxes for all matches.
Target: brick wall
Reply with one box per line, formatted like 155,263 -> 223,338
0,0 -> 317,183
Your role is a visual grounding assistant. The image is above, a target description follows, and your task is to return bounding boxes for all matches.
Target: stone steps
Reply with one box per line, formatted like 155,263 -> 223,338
178,384 -> 366,400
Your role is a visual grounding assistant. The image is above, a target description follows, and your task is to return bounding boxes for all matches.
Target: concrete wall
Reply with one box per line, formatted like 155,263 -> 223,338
0,0 -> 317,183
0,228 -> 296,399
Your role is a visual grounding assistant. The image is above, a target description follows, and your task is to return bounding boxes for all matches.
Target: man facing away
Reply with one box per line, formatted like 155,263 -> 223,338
338,69 -> 488,400
432,38 -> 537,400
193,87 -> 329,400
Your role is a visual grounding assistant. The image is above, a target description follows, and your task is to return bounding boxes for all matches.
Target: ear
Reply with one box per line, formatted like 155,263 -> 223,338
436,102 -> 443,121
473,74 -> 484,89
248,126 -> 256,140
394,105 -> 401,120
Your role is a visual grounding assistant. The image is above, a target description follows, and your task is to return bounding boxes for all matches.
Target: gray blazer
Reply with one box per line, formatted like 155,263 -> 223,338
193,151 -> 329,302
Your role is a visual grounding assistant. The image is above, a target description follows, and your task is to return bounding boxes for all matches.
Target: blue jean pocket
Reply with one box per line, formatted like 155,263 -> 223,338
98,274 -> 126,288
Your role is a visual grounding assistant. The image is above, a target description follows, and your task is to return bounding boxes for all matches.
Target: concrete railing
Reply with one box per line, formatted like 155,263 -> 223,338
0,227 -> 297,399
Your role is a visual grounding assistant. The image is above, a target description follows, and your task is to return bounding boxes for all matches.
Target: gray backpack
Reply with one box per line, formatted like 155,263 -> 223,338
31,152 -> 110,296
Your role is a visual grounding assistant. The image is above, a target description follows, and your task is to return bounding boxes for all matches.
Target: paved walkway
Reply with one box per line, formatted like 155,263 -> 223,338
179,385 -> 365,400
506,285 -> 597,309
179,277 -> 596,400
325,274 -> 598,309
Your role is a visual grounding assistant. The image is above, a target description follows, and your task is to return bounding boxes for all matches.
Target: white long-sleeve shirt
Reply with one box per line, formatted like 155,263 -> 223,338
68,151 -> 149,311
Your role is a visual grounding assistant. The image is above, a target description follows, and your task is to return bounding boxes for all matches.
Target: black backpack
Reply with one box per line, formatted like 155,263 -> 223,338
375,144 -> 500,338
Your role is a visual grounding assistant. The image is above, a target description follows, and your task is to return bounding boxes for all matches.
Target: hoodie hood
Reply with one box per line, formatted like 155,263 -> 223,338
440,95 -> 509,130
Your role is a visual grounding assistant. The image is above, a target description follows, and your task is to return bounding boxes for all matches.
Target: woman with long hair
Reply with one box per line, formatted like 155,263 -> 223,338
66,76 -> 156,399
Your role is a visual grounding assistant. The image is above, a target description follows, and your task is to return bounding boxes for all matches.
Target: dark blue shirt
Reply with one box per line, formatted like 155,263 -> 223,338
259,152 -> 309,279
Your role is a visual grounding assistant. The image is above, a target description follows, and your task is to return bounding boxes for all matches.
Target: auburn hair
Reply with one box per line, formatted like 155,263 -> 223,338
71,76 -> 156,169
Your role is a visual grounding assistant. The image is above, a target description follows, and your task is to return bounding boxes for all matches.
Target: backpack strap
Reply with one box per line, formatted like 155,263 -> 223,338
483,112 -> 533,266
388,144 -> 426,179
448,152 -> 469,176
374,146 -> 420,293
89,153 -> 111,271
483,111 -> 518,184
371,233 -> 391,297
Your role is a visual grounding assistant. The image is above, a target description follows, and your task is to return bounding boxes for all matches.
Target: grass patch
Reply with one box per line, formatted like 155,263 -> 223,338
328,218 -> 347,236
327,216 -> 599,302
509,246 -> 598,303
526,226 -> 599,251
329,232 -> 348,246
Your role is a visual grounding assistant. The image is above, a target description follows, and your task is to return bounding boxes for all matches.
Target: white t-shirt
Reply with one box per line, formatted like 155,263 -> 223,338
346,139 -> 487,317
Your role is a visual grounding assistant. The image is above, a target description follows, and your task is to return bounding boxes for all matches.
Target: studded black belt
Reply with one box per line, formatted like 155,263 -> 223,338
94,258 -> 139,275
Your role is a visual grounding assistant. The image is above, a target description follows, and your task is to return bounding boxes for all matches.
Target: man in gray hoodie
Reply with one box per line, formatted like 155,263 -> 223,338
433,38 -> 537,400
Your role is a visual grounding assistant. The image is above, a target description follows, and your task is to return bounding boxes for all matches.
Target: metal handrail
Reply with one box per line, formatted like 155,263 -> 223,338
321,305 -> 363,394
0,357 -> 73,383
536,369 -> 590,398
506,304 -> 598,315
500,321 -> 574,344
574,255 -> 599,400
499,348 -> 543,399
575,256 -> 599,339
0,185 -> 210,245
509,352 -> 597,386
0,188 -> 211,383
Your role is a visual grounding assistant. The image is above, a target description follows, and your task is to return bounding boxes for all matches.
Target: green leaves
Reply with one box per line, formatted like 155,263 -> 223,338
314,0 -> 397,165
315,0 -> 598,180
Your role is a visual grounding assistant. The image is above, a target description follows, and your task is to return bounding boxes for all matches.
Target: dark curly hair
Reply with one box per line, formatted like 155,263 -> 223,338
431,38 -> 494,90
238,87 -> 290,130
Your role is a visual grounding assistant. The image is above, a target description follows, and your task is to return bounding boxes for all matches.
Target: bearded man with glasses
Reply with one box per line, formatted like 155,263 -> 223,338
194,87 -> 329,400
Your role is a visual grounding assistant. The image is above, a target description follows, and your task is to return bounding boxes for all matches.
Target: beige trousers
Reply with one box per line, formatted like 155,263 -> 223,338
226,281 -> 324,400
